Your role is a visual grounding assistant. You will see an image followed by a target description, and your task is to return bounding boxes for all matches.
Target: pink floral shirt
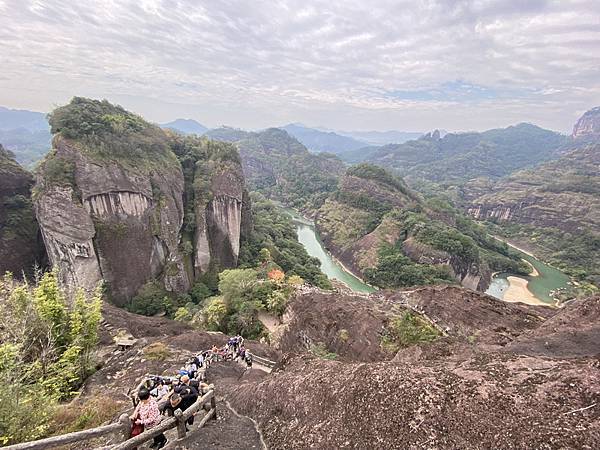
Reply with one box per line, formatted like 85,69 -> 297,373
134,398 -> 161,428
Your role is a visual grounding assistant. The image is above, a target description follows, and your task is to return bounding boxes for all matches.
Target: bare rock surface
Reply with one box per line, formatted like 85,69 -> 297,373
225,287 -> 600,449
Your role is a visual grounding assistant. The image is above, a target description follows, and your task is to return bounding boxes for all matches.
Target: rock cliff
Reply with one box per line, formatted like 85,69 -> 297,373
34,98 -> 250,305
0,145 -> 46,275
35,134 -> 188,304
572,106 -> 600,139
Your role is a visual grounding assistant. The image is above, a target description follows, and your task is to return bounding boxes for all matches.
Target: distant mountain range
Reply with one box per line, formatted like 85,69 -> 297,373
350,123 -> 568,184
336,129 -> 423,146
0,106 -> 49,132
281,123 -> 367,155
281,123 -> 423,154
0,106 -> 51,168
160,118 -> 207,135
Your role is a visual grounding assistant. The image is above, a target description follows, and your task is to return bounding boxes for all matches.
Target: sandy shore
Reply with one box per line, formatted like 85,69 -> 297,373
503,276 -> 551,307
523,259 -> 540,277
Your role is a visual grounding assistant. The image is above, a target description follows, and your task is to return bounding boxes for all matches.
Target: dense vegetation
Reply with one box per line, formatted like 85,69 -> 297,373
364,244 -> 455,288
319,164 -> 530,290
380,311 -> 441,352
233,128 -> 345,211
239,193 -> 331,289
129,193 -> 331,337
48,97 -> 178,168
0,272 -> 102,444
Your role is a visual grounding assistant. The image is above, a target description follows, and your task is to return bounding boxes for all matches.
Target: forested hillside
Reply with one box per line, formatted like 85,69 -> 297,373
465,142 -> 600,289
209,127 -> 346,211
349,123 -> 567,185
316,164 -> 530,290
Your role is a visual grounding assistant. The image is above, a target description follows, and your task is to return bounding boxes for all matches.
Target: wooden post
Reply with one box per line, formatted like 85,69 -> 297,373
174,408 -> 186,439
210,394 -> 217,420
118,413 -> 131,441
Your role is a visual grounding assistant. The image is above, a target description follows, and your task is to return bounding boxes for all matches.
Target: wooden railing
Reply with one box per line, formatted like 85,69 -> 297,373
4,350 -> 272,449
3,414 -> 131,450
112,389 -> 217,450
252,354 -> 277,369
3,389 -> 216,450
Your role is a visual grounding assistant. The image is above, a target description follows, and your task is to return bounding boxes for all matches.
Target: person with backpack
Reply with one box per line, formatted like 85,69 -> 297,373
244,351 -> 253,369
130,388 -> 166,449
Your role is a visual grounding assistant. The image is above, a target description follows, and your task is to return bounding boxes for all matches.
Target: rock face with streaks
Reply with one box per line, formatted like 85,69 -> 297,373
35,134 -> 188,304
0,144 -> 46,275
34,98 -> 250,305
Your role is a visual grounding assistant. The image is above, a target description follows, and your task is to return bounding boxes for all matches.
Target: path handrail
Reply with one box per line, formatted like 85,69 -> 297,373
111,389 -> 216,450
253,354 -> 277,368
2,414 -> 131,450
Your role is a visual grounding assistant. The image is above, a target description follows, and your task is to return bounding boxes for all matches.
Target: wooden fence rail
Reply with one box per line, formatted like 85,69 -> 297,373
253,354 -> 277,369
3,349 -> 270,449
3,414 -> 131,450
112,390 -> 216,450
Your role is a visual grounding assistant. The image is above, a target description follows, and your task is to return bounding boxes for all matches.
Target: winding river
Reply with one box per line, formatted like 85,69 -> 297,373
285,208 -> 570,304
285,209 -> 376,293
485,242 -> 571,306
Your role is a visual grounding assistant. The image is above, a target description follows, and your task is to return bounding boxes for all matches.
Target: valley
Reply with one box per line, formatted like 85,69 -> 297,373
1,98 -> 598,449
285,208 -> 375,294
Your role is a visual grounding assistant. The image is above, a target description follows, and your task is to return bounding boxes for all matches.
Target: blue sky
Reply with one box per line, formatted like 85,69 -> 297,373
0,0 -> 599,132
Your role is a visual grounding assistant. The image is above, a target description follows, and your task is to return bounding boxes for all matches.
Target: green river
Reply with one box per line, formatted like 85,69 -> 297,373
285,208 -> 570,303
485,242 -> 571,305
285,209 -> 376,293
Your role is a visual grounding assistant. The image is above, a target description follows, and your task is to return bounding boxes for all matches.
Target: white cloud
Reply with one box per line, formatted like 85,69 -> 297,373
0,0 -> 598,132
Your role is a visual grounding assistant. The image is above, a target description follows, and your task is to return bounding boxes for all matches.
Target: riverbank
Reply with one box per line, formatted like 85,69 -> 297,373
485,236 -> 570,306
503,276 -> 554,307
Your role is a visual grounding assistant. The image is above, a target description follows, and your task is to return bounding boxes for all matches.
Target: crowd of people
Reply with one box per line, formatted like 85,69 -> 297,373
128,337 -> 254,449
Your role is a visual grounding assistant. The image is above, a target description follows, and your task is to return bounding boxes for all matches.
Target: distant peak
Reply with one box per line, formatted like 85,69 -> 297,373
573,106 -> 600,138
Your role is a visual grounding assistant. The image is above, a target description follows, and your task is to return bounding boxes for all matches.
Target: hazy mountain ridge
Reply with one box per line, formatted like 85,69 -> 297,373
281,123 -> 368,154
0,106 -> 51,168
337,129 -> 422,145
160,118 -> 208,135
354,123 -> 568,183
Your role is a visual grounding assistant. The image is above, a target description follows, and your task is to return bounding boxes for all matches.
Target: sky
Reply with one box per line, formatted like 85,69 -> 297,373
0,0 -> 599,133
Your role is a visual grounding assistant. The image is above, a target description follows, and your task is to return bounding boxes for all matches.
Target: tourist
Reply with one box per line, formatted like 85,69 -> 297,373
150,378 -> 169,399
130,388 -> 166,449
245,350 -> 253,369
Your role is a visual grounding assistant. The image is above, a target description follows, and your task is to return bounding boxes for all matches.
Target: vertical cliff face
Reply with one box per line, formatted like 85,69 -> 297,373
0,145 -> 46,275
35,135 -> 189,304
187,144 -> 250,278
32,98 -> 251,306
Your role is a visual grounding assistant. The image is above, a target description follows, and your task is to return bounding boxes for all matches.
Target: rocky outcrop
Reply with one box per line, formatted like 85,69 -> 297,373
465,144 -> 600,233
316,165 -> 499,291
32,98 -> 253,305
35,136 -> 189,304
194,163 -> 247,274
572,106 -> 600,139
227,290 -> 600,449
0,145 -> 46,276
402,237 -> 491,290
